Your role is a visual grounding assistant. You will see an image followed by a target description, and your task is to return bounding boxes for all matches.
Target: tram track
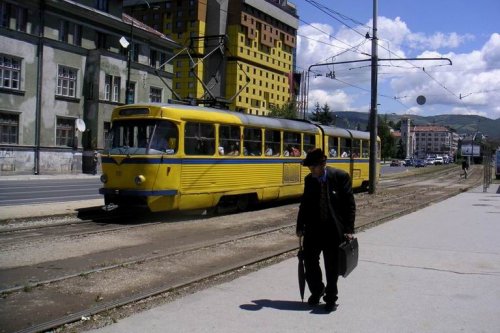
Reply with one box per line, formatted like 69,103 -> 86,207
0,165 -> 484,333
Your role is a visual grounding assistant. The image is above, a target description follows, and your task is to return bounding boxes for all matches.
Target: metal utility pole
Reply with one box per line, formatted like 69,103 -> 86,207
368,0 -> 378,194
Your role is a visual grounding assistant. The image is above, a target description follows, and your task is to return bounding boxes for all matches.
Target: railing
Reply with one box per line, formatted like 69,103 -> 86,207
483,149 -> 492,192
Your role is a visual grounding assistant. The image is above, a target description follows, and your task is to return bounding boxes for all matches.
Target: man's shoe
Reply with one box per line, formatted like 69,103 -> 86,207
324,302 -> 338,313
307,287 -> 325,306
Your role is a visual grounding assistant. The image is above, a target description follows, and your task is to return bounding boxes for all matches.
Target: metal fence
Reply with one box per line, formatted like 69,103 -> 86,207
483,149 -> 492,192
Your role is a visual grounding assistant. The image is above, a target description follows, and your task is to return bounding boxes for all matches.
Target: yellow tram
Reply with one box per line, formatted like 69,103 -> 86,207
99,103 -> 380,212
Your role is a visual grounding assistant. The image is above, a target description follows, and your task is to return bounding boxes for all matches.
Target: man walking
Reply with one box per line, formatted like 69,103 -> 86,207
461,159 -> 469,179
296,148 -> 356,312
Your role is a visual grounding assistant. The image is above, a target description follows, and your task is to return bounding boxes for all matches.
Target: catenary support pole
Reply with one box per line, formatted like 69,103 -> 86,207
368,0 -> 378,194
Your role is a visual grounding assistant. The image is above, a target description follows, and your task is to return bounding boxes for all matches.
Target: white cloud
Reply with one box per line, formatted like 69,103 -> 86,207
406,32 -> 475,50
308,89 -> 353,111
481,33 -> 500,69
297,18 -> 500,119
450,107 -> 488,117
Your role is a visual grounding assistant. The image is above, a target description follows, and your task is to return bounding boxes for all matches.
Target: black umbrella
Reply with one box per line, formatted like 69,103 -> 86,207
297,236 -> 306,302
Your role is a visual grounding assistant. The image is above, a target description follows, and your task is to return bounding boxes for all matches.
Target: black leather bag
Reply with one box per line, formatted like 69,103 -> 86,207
338,237 -> 358,278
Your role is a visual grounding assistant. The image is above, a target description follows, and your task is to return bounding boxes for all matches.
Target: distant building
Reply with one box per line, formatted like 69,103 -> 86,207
0,0 -> 178,175
399,119 -> 459,158
125,0 -> 299,115
413,125 -> 458,158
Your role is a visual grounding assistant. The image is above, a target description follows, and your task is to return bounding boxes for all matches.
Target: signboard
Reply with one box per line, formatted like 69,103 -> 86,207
461,144 -> 480,157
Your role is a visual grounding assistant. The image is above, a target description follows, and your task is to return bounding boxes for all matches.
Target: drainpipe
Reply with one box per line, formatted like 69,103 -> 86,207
34,0 -> 45,174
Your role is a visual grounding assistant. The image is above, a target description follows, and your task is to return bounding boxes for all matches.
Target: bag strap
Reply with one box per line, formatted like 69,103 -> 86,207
325,171 -> 345,241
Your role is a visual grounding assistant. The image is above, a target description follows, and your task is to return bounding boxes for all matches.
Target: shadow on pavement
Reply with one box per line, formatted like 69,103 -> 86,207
239,299 -> 312,312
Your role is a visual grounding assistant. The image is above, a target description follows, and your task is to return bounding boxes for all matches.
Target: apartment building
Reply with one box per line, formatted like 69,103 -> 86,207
400,123 -> 459,158
126,0 -> 299,115
0,0 -> 178,175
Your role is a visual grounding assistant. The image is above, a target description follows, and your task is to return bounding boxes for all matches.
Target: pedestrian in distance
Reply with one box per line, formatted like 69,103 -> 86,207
296,148 -> 356,313
461,159 -> 469,179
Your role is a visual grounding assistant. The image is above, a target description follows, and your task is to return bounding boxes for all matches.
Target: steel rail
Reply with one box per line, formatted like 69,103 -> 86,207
10,171 -> 483,333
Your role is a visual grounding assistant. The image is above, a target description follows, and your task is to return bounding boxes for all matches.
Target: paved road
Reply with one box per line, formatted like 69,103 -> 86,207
0,176 -> 101,206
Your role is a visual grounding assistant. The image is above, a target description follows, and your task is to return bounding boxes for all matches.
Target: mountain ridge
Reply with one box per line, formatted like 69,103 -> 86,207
333,112 -> 500,141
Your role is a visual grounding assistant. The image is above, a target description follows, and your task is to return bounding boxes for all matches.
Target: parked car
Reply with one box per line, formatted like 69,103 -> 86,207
434,156 -> 444,165
403,159 -> 413,167
414,159 -> 426,168
390,160 -> 401,167
426,158 -> 436,165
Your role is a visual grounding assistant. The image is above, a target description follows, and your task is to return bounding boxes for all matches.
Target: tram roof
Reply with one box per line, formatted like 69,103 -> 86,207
319,125 -> 371,140
155,103 -> 320,133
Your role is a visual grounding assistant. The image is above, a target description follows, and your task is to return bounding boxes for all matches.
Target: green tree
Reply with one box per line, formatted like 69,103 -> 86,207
396,139 -> 405,159
310,102 -> 322,122
311,102 -> 333,125
378,115 -> 396,160
268,100 -> 297,119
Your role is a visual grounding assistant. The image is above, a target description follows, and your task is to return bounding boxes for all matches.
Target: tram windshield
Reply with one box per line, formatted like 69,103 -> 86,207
105,119 -> 178,155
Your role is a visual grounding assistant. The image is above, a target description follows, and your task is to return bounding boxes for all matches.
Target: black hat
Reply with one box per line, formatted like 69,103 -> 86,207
302,148 -> 327,166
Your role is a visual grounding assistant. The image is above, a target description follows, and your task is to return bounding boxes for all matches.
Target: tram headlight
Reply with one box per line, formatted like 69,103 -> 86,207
134,175 -> 146,185
100,174 -> 108,184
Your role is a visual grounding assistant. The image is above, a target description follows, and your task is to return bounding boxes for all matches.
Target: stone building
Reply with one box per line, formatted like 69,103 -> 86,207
0,0 -> 178,175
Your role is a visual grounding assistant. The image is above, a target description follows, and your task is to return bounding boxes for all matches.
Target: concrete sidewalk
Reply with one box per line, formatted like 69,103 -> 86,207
89,184 -> 500,333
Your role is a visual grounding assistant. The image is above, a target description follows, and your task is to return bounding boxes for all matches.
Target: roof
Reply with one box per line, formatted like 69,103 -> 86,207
122,13 -> 176,44
391,130 -> 401,138
412,125 -> 450,133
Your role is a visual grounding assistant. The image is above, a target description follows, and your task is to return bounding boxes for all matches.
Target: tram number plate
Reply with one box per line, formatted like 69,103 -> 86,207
283,163 -> 300,184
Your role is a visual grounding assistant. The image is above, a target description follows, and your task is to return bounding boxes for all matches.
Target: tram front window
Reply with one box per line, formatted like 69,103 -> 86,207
105,120 -> 178,155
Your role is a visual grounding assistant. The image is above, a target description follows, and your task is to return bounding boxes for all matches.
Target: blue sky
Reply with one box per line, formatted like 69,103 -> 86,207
293,0 -> 500,120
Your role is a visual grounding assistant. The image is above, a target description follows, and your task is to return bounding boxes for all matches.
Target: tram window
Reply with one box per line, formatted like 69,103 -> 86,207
109,119 -> 166,155
303,134 -> 315,155
219,125 -> 241,156
283,131 -> 301,157
265,129 -> 280,156
328,136 -> 338,157
149,121 -> 178,154
361,140 -> 369,158
352,139 -> 360,158
340,137 -> 351,157
184,122 -> 215,155
243,127 -> 262,156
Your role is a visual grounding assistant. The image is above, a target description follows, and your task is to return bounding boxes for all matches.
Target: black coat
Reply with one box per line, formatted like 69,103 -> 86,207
296,166 -> 356,236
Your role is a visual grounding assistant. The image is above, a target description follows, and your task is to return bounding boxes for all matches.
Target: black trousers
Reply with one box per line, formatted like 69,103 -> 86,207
303,230 -> 341,303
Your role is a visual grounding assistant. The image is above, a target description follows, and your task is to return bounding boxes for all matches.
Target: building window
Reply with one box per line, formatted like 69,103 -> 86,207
150,87 -> 162,102
0,2 -> 27,32
0,55 -> 21,90
59,20 -> 68,42
56,65 -> 77,98
127,82 -> 136,104
104,74 -> 111,100
73,24 -> 82,46
96,0 -> 109,12
0,112 -> 19,144
160,52 -> 166,69
56,117 -> 75,147
132,43 -> 139,62
112,76 -> 121,102
150,49 -> 157,67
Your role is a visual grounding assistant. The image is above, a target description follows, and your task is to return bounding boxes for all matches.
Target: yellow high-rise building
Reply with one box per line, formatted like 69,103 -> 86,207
126,0 -> 298,115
